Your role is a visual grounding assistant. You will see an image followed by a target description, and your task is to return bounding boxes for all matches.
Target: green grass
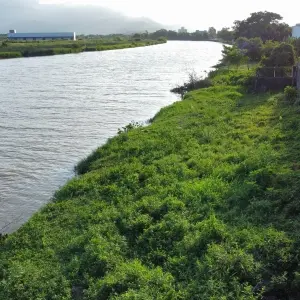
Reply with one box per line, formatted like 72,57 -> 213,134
0,39 -> 165,59
0,51 -> 22,59
2,82 -> 300,299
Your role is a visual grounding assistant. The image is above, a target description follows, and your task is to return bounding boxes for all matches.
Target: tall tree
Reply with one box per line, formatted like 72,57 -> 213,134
234,11 -> 291,42
208,27 -> 217,39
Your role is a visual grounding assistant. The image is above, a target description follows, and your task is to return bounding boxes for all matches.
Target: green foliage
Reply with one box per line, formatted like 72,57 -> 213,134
235,37 -> 263,62
289,37 -> 300,56
221,45 -> 248,68
233,11 -> 291,42
171,72 -> 212,96
3,69 -> 300,299
149,29 -> 210,41
208,27 -> 217,39
118,122 -> 143,135
0,52 -> 22,58
210,68 -> 255,89
217,27 -> 234,42
261,42 -> 296,67
86,260 -> 177,299
158,37 -> 167,42
284,86 -> 298,103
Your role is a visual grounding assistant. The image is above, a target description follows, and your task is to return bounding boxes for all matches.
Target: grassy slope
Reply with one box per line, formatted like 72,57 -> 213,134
2,85 -> 300,299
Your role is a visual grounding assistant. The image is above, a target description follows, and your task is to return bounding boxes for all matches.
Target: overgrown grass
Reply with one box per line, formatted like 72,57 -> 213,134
2,81 -> 300,299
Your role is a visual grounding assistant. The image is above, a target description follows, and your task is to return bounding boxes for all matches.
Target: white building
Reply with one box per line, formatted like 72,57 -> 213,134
292,24 -> 300,38
178,27 -> 188,34
7,30 -> 76,41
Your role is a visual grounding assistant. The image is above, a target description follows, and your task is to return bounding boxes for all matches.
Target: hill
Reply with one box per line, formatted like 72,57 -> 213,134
0,0 -> 163,34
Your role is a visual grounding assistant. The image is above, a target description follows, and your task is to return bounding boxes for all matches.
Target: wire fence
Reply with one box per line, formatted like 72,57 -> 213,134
256,67 -> 294,78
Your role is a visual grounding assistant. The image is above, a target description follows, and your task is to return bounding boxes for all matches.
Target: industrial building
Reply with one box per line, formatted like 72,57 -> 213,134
292,24 -> 300,38
7,30 -> 76,41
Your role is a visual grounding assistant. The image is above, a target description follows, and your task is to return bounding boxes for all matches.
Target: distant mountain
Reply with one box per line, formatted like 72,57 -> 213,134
0,0 -> 164,34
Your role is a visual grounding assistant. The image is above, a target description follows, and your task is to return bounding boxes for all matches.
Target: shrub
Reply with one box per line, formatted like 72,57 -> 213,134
284,86 -> 298,102
158,37 -> 167,42
236,37 -> 263,62
171,71 -> 212,96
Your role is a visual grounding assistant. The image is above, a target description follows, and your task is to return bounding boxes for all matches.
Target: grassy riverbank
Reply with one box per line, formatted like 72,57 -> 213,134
2,65 -> 300,298
0,38 -> 166,59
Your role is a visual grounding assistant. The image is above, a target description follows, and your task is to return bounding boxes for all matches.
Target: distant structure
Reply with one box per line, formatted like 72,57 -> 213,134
292,24 -> 300,38
7,30 -> 76,41
178,27 -> 188,34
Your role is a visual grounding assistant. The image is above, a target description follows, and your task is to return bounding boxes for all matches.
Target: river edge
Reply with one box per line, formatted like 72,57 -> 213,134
3,61 -> 300,298
0,40 -> 166,60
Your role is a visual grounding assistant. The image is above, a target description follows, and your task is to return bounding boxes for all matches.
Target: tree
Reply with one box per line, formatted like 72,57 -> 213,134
261,42 -> 296,67
234,11 -> 291,42
222,45 -> 245,68
208,27 -> 217,39
167,30 -> 178,40
236,37 -> 263,62
150,29 -> 168,39
133,33 -> 142,41
217,27 -> 234,42
289,37 -> 300,56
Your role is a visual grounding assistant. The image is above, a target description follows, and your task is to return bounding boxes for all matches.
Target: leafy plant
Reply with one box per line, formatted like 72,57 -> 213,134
284,86 -> 298,102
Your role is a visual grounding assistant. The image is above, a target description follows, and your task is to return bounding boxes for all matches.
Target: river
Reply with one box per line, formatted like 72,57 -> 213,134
0,41 -> 223,233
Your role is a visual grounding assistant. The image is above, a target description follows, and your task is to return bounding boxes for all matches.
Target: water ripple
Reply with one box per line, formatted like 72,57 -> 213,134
0,41 -> 223,233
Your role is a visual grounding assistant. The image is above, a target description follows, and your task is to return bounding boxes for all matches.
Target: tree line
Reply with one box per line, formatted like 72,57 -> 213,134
144,11 -> 292,44
213,11 -> 299,74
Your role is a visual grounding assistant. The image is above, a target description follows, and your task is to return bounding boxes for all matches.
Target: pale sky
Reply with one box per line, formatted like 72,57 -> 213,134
40,0 -> 300,30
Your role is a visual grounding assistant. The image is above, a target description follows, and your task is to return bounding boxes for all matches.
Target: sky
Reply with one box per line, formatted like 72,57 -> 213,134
40,0 -> 299,30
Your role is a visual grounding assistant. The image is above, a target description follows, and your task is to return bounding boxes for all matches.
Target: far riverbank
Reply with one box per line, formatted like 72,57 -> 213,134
0,38 -> 166,59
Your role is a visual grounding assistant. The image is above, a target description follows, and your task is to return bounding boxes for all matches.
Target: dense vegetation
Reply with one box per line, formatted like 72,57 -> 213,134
233,11 -> 291,42
2,62 -> 300,298
148,11 -> 293,44
1,10 -> 300,299
0,37 -> 165,59
148,28 -> 215,41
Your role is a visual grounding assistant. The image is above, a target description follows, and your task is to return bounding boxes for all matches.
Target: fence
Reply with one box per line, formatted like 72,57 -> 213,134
255,66 -> 298,92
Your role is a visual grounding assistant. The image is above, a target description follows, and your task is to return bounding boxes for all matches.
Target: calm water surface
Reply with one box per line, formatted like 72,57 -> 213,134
0,41 -> 223,233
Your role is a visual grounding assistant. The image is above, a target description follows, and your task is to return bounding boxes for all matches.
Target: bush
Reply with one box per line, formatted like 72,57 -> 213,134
236,37 -> 263,62
158,37 -> 167,42
284,86 -> 298,102
211,69 -> 255,89
171,72 -> 212,96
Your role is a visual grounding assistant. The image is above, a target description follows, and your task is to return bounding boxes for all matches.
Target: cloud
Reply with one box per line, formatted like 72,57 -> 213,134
0,1 -> 164,34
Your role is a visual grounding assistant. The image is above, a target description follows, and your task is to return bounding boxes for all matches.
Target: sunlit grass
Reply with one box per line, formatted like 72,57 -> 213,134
2,84 -> 300,299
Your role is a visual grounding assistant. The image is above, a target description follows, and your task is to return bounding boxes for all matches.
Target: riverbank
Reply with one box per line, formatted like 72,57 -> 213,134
2,64 -> 300,298
0,39 -> 166,59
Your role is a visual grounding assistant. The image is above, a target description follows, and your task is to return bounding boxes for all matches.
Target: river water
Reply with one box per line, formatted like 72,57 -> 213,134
0,41 -> 223,233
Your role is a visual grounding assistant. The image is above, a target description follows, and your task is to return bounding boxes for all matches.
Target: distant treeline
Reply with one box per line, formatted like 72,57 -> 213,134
139,27 -> 234,42
136,11 -> 292,44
